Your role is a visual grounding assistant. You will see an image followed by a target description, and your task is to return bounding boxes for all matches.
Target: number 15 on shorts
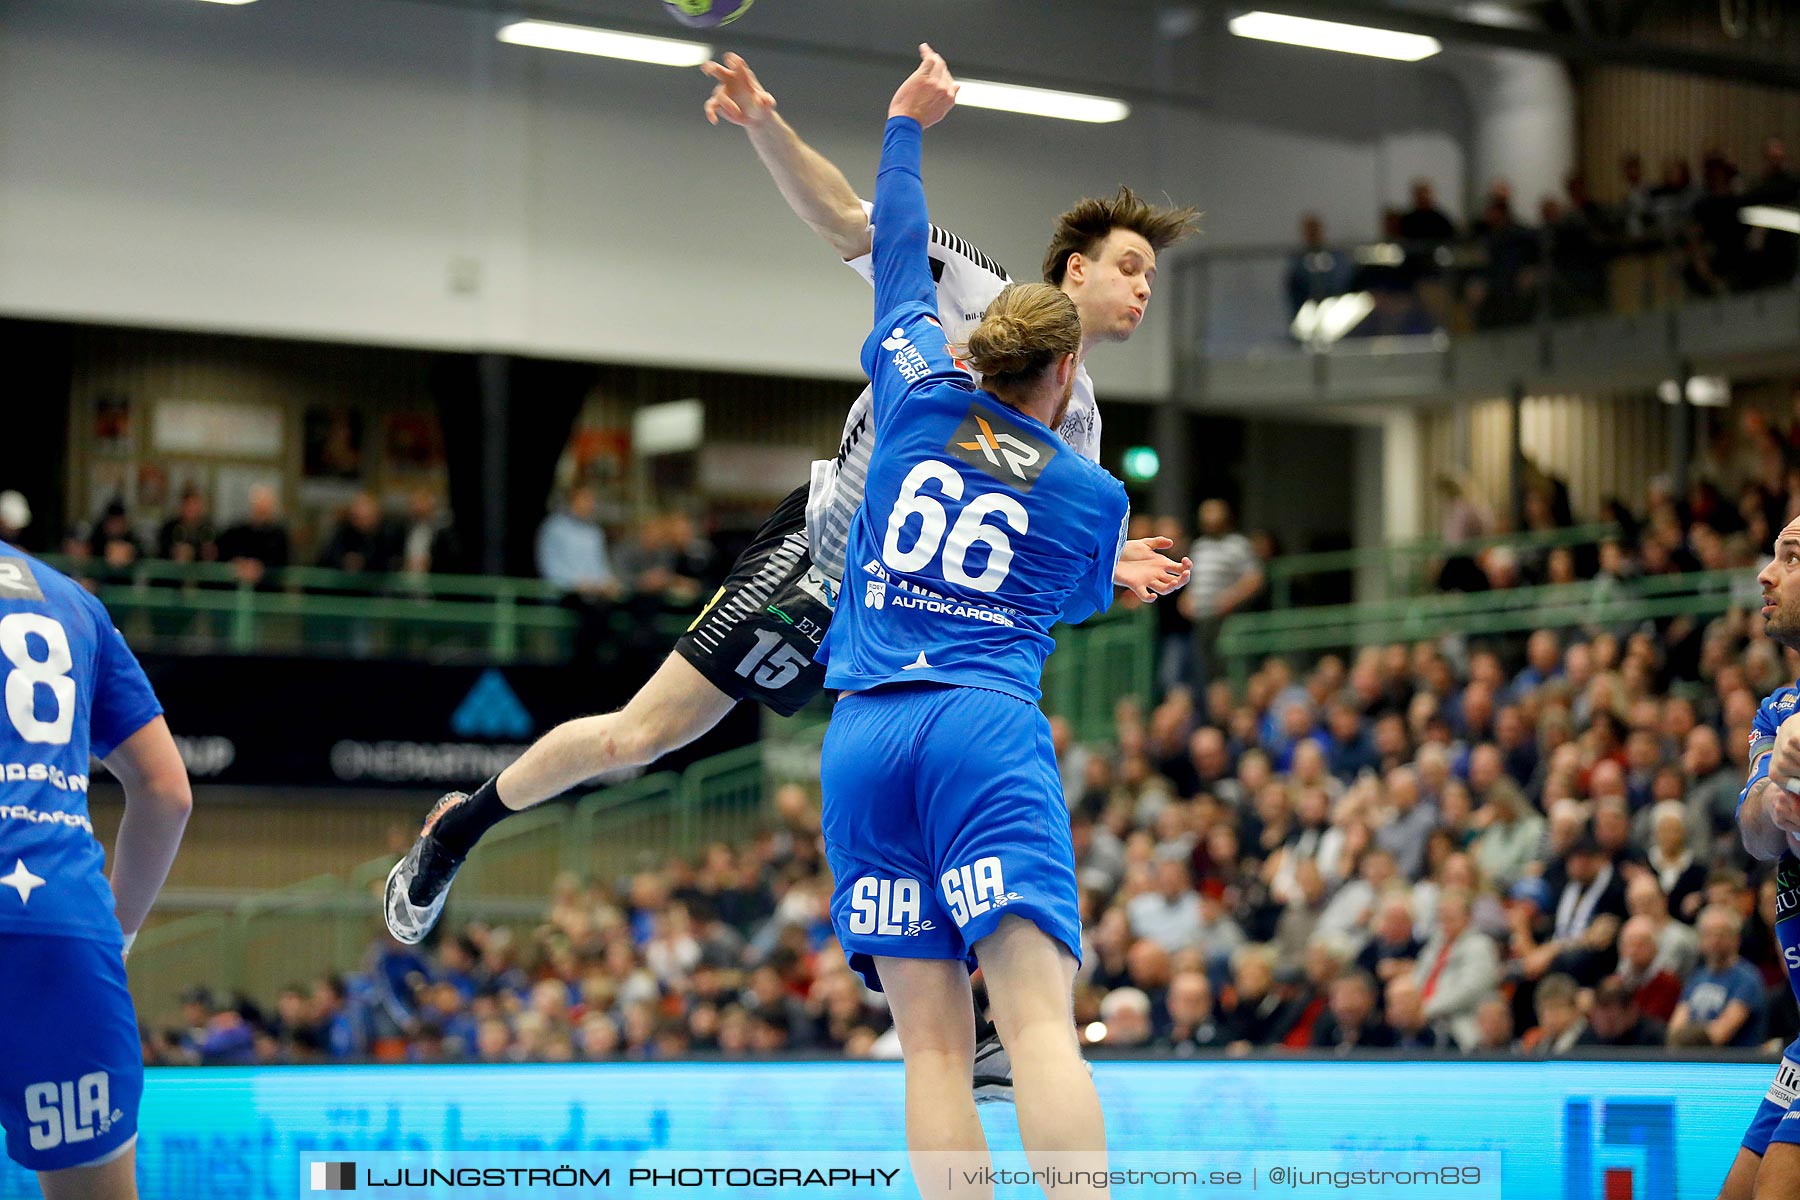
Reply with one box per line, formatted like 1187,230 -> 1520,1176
942,856 -> 1021,928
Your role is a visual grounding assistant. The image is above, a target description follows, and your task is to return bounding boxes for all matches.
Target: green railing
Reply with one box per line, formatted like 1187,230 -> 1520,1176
1218,567 -> 1753,674
40,556 -> 693,663
124,603 -> 1155,1025
1263,523 -> 1622,609
128,741 -> 782,1028
1041,605 -> 1155,744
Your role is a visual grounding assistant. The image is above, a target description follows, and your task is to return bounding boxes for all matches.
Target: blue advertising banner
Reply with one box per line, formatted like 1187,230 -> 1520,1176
0,1060 -> 1769,1199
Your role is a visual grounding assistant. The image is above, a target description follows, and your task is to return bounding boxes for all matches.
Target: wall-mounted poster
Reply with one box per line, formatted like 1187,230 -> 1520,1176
302,407 -> 364,480
153,398 -> 283,458
382,412 -> 443,474
93,393 -> 131,458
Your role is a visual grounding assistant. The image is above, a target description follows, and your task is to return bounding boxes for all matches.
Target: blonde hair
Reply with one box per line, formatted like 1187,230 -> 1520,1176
960,283 -> 1081,395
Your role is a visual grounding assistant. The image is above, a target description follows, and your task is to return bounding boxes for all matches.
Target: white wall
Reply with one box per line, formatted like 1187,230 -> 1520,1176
0,0 -> 1474,397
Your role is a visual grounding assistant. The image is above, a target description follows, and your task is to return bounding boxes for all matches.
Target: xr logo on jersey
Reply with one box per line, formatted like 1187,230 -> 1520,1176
945,406 -> 1056,493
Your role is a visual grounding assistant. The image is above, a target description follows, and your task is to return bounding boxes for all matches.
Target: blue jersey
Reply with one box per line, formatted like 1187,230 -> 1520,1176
816,116 -> 1129,703
1747,683 -> 1800,1011
0,547 -> 161,942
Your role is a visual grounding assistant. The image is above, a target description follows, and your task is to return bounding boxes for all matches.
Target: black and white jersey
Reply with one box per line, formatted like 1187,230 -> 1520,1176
805,210 -> 1102,582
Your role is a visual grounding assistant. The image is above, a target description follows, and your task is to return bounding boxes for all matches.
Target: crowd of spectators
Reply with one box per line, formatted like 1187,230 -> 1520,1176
1287,136 -> 1800,340
15,481 -> 723,661
151,571 -> 1795,1065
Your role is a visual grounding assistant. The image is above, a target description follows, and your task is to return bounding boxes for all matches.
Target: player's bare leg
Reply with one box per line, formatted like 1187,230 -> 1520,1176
1758,1144 -> 1800,1200
496,654 -> 737,805
975,914 -> 1109,1198
872,955 -> 990,1200
39,1140 -> 137,1200
385,654 -> 737,943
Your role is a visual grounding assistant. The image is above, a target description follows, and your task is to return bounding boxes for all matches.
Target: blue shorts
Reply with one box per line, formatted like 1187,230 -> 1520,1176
819,683 -> 1081,991
1742,1042 -> 1800,1155
0,935 -> 143,1172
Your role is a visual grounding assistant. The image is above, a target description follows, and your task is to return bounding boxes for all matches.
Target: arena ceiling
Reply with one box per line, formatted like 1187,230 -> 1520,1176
411,0 -> 1798,92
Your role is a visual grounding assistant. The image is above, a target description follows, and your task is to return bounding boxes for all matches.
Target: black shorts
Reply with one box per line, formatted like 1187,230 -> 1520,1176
674,485 -> 836,717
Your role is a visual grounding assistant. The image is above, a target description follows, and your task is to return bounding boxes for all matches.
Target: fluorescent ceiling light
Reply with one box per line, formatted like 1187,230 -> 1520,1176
194,0 -> 258,5
956,79 -> 1130,124
497,20 -> 711,68
1743,205 -> 1800,235
1228,11 -> 1441,61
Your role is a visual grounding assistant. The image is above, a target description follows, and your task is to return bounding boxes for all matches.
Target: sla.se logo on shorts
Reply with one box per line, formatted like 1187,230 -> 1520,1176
941,856 -> 1023,928
847,877 -> 935,937
24,1072 -> 119,1152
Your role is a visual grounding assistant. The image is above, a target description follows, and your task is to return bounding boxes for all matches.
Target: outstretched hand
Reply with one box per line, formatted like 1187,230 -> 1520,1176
888,43 -> 958,129
1115,536 -> 1192,603
703,52 -> 777,128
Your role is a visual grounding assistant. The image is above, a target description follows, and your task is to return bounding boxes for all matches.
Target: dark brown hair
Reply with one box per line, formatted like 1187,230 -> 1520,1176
1041,186 -> 1200,286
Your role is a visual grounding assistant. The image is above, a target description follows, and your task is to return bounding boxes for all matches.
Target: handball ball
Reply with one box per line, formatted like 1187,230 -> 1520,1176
662,0 -> 754,28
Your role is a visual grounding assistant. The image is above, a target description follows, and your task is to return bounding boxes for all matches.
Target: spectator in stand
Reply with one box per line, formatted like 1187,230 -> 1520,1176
1626,876 -> 1700,988
1098,987 -> 1154,1049
1399,179 -> 1457,250
1286,213 -> 1356,323
1465,186 -> 1542,328
1521,972 -> 1586,1055
537,484 -> 622,667
1469,749 -> 1543,888
1161,970 -> 1229,1052
88,498 -> 142,579
1223,944 -> 1299,1049
157,486 -> 217,564
1578,975 -> 1668,1049
1686,152 -> 1747,296
318,492 -> 397,574
1179,499 -> 1263,691
217,485 -> 292,587
1357,891 -> 1423,983
1128,857 -> 1204,956
1649,157 -> 1698,243
1376,766 -> 1436,881
1470,996 -> 1516,1053
1309,968 -> 1396,1051
1646,801 -> 1708,922
1541,833 -> 1628,982
1668,905 -> 1765,1048
1415,888 -> 1500,1049
398,487 -> 462,576
1613,916 -> 1684,1023
1509,630 -> 1563,702
1616,153 -> 1656,241
1384,974 -> 1439,1049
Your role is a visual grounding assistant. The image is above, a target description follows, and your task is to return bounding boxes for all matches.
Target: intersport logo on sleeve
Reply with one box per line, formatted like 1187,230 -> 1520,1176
944,405 -> 1057,493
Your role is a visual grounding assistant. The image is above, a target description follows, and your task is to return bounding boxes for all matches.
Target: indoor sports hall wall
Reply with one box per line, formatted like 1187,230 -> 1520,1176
0,1059 -> 1761,1199
0,0 -> 1471,399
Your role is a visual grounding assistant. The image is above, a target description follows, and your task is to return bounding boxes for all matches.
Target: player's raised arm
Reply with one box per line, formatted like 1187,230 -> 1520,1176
702,53 -> 871,260
869,45 -> 958,319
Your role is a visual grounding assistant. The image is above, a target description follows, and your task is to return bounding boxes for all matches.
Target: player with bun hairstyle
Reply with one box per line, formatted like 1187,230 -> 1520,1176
813,45 -> 1162,1198
958,284 -> 1082,422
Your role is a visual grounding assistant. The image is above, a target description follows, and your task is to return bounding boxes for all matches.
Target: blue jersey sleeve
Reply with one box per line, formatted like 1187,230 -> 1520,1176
1058,477 -> 1130,627
88,607 -> 163,759
1742,686 -> 1797,813
858,117 -> 971,431
868,116 -> 935,323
